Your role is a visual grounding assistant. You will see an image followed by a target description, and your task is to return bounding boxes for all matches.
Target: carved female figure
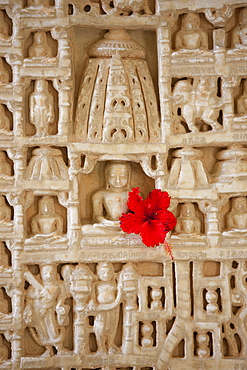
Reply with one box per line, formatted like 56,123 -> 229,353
89,262 -> 121,354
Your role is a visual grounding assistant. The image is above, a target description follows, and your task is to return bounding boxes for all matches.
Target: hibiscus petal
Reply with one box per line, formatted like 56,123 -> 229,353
127,187 -> 145,215
140,220 -> 167,247
155,210 -> 177,231
145,189 -> 171,213
120,212 -> 144,234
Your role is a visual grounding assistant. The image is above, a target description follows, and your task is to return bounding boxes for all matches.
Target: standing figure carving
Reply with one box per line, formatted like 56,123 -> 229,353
175,13 -> 208,51
89,262 -> 122,354
24,265 -> 69,356
29,80 -> 55,137
28,31 -> 53,58
82,161 -> 130,235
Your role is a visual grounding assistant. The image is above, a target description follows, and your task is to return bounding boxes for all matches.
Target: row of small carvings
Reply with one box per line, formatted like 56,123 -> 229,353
0,192 -> 246,241
0,259 -> 245,359
3,5 -> 247,53
0,146 -> 245,187
2,74 -> 247,140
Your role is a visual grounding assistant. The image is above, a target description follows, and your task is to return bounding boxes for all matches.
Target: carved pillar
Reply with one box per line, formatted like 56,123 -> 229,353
157,23 -> 172,142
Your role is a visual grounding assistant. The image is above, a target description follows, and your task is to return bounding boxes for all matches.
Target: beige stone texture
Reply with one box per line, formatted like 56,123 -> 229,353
0,1 -> 247,370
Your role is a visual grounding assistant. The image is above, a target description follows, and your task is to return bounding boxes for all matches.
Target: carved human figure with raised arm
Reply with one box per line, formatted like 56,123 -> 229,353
224,196 -> 247,236
82,161 -> 130,235
174,202 -> 201,236
89,262 -> 122,354
29,80 -> 54,137
28,31 -> 53,58
24,264 -> 69,356
30,196 -> 63,236
175,13 -> 208,51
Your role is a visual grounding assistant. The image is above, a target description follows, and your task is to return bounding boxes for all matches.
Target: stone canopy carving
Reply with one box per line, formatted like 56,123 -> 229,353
75,29 -> 160,143
1,1 -> 247,370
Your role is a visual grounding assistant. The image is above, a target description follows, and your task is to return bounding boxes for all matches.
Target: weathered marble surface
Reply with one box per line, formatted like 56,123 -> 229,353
0,1 -> 247,370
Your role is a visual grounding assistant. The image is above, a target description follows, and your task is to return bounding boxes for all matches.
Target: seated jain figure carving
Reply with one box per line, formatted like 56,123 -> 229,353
24,265 -> 69,356
223,197 -> 247,236
174,203 -> 201,237
28,31 -> 53,58
175,13 -> 208,52
29,80 -> 55,137
89,262 -> 121,354
82,162 -> 130,235
231,8 -> 247,49
28,196 -> 66,244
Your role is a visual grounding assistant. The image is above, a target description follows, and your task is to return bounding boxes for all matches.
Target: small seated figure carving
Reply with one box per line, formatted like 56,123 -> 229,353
0,196 -> 13,233
82,162 -> 130,235
236,80 -> 247,116
175,13 -> 208,52
0,57 -> 9,85
28,31 -> 53,58
0,105 -> 12,136
174,203 -> 201,237
231,8 -> 247,49
0,152 -> 12,179
0,11 -> 9,41
89,262 -> 121,354
29,80 -> 55,137
223,196 -> 247,236
24,264 -> 69,356
28,196 -> 66,244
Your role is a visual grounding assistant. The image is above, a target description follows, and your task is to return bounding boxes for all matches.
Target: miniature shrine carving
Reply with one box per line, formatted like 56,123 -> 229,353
0,1 -> 247,370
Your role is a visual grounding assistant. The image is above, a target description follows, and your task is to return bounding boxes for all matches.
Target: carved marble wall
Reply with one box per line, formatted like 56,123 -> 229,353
0,1 -> 247,369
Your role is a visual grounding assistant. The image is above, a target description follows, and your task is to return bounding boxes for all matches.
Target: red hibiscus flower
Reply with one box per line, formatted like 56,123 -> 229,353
120,187 -> 177,259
